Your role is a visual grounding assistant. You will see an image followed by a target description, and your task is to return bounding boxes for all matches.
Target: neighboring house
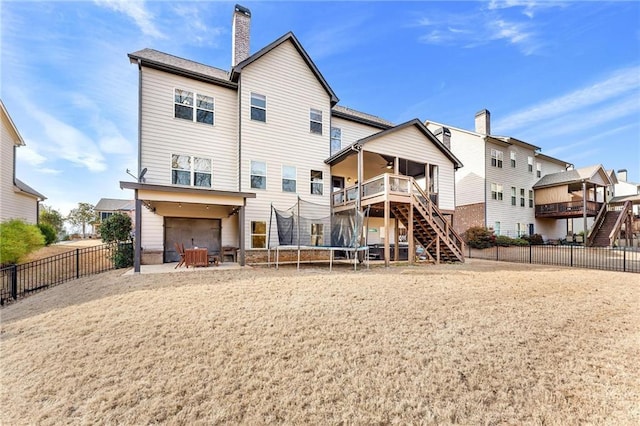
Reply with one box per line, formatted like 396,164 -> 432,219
610,169 -> 640,216
95,198 -> 135,229
121,4 -> 463,269
426,110 -> 571,240
0,100 -> 46,224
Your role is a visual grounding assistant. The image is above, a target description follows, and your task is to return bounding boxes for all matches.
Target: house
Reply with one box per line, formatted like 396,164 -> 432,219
426,109 -> 571,240
121,4 -> 463,270
94,198 -> 136,234
0,100 -> 46,224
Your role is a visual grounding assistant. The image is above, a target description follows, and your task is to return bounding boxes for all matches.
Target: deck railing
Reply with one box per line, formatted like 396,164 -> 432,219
535,200 -> 602,218
332,173 -> 438,208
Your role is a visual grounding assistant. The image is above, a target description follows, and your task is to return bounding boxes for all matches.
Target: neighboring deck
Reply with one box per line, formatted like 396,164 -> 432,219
535,201 -> 603,219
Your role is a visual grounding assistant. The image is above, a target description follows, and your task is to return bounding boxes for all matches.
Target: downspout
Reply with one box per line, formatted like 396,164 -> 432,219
133,58 -> 143,273
237,77 -> 245,266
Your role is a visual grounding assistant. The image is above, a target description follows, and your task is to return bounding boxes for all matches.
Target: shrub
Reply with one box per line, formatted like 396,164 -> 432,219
112,242 -> 134,269
523,233 -> 544,245
464,226 -> 495,249
100,213 -> 133,269
38,223 -> 57,245
495,235 -> 514,246
0,219 -> 45,265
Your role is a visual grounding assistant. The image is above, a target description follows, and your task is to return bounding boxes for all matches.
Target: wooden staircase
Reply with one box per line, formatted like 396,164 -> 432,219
588,201 -> 632,247
390,181 -> 465,263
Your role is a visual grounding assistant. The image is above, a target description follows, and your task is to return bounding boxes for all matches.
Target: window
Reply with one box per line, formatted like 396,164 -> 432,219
491,149 -> 503,168
517,223 -> 526,238
520,188 -> 525,207
528,156 -> 533,173
100,212 -> 113,221
311,223 -> 324,246
174,89 -> 214,124
491,183 -> 503,200
310,108 -> 322,134
510,151 -> 516,168
251,160 -> 266,189
529,190 -> 534,208
251,221 -> 266,248
536,163 -> 542,178
429,165 -> 439,194
251,93 -> 266,122
311,170 -> 323,195
330,127 -> 342,155
282,165 -> 296,192
171,154 -> 212,187
494,221 -> 501,236
511,187 -> 517,206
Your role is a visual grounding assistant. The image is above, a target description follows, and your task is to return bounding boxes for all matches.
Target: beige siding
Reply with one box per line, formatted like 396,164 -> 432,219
535,185 -> 571,204
362,126 -> 456,211
139,68 -> 238,192
331,116 -> 382,150
240,40 -> 332,249
0,117 -> 38,223
140,207 -> 164,251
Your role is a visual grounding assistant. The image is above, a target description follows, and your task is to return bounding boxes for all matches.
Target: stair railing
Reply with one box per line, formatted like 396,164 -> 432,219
586,202 -> 608,247
608,200 -> 632,246
408,179 -> 465,259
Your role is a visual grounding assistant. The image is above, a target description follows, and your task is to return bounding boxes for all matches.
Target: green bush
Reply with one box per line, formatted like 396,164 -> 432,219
112,242 -> 134,269
100,213 -> 133,269
464,226 -> 495,249
0,219 -> 45,265
523,233 -> 544,245
496,235 -> 530,246
38,223 -> 57,245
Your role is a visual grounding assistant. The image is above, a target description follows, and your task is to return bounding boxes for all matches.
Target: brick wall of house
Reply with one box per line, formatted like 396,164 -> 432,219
454,202 -> 485,236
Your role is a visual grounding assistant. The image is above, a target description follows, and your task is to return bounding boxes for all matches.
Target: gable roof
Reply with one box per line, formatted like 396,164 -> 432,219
95,198 -> 135,212
332,105 -> 394,129
15,178 -> 46,200
326,119 -> 463,169
1,100 -> 25,146
533,164 -> 613,189
231,32 -> 339,106
128,49 -> 236,89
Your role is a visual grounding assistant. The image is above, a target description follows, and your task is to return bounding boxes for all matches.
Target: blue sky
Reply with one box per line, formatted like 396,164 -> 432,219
2,0 -> 639,215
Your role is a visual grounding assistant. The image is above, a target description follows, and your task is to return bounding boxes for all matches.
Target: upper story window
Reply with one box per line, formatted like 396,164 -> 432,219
529,190 -> 534,208
310,108 -> 323,135
282,165 -> 297,192
491,149 -> 503,168
311,170 -> 323,195
251,93 -> 266,122
491,183 -> 503,200
250,160 -> 266,189
174,89 -> 214,125
536,163 -> 542,178
330,127 -> 342,155
511,187 -> 517,206
528,156 -> 534,173
510,151 -> 516,168
520,188 -> 526,207
171,154 -> 212,188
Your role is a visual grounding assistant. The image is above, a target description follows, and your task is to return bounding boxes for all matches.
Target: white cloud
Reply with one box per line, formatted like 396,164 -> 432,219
494,66 -> 640,133
94,0 -> 164,38
38,168 -> 63,175
545,123 -> 635,156
487,0 -> 567,18
172,4 -> 225,46
17,144 -> 47,167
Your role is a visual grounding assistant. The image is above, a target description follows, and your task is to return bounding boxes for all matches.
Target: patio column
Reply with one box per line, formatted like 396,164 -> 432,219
239,205 -> 246,266
408,203 -> 414,265
394,215 -> 399,262
384,199 -> 390,268
582,181 -> 587,236
357,148 -> 363,212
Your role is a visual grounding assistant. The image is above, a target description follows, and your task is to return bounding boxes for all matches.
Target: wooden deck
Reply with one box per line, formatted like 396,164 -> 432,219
535,201 -> 602,219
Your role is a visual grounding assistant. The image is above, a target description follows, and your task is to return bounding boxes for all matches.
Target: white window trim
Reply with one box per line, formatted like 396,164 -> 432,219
174,88 -> 215,125
330,127 -> 342,155
491,183 -> 503,200
282,165 -> 297,193
510,151 -> 516,168
170,153 -> 213,188
251,220 -> 267,249
311,223 -> 324,246
310,170 -> 323,195
250,92 -> 267,123
250,160 -> 267,190
310,108 -> 323,135
491,149 -> 503,168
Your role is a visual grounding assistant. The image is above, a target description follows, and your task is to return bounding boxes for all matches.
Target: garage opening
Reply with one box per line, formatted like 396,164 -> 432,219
164,217 -> 221,262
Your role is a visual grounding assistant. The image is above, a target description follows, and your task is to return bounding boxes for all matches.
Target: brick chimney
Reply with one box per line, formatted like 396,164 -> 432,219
475,109 -> 490,135
232,4 -> 251,67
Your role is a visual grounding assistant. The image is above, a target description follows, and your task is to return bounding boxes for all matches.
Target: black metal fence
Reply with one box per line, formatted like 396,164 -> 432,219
1,243 -> 131,306
467,244 -> 639,273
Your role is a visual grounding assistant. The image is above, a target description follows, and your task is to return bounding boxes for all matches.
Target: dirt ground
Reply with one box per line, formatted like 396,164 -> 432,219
1,260 -> 638,425
23,239 -> 106,262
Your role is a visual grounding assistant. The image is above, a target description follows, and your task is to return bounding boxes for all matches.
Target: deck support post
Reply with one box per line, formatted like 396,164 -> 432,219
384,198 -> 390,268
394,211 -> 399,262
408,202 -> 414,265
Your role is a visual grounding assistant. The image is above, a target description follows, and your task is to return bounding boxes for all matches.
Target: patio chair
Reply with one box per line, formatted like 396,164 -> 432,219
174,242 -> 186,269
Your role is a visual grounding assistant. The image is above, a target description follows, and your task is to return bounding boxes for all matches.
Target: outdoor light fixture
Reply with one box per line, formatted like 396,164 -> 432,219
178,203 -> 182,208
385,161 -> 394,169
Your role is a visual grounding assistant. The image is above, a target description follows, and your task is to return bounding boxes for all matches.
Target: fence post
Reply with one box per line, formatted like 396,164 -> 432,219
76,248 -> 80,279
529,243 -> 532,264
11,264 -> 18,300
623,246 -> 626,273
570,244 -> 573,267
496,244 -> 499,261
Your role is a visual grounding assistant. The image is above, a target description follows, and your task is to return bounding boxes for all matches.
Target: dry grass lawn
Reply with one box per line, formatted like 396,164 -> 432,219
1,260 -> 638,425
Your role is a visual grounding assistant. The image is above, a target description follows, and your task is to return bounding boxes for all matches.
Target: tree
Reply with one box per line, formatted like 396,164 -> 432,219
67,202 -> 97,238
0,219 -> 45,265
100,213 -> 133,268
39,204 -> 64,239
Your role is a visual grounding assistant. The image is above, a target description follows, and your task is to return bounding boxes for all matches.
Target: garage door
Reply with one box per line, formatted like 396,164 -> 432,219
164,218 -> 221,262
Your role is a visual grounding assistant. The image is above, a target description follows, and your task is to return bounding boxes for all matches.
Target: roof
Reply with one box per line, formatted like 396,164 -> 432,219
326,119 -> 463,169
14,178 -> 46,200
533,164 -> 612,189
609,193 -> 640,205
230,32 -> 339,106
535,152 -> 572,168
95,198 -> 135,212
1,100 -> 25,146
128,49 -> 236,88
332,105 -> 394,129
